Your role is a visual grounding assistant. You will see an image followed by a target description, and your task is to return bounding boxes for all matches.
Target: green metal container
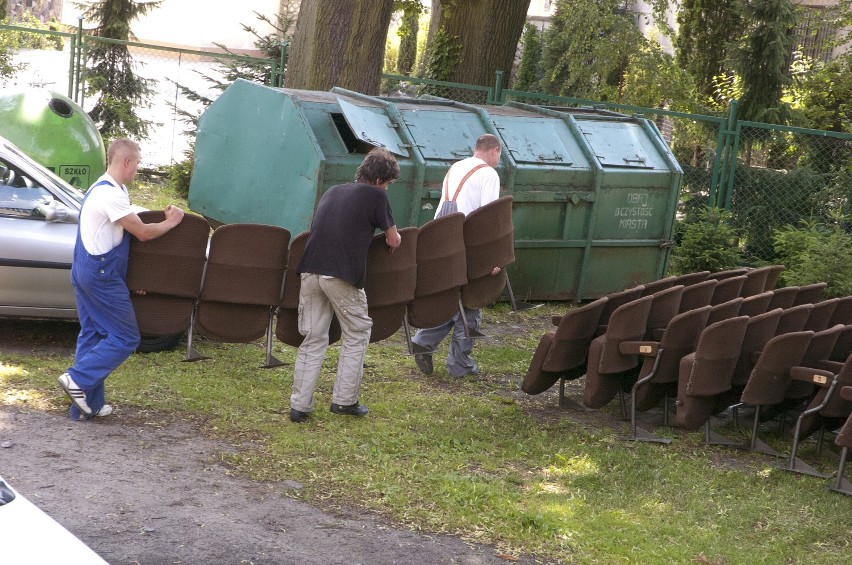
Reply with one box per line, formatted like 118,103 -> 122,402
0,88 -> 106,189
190,79 -> 682,300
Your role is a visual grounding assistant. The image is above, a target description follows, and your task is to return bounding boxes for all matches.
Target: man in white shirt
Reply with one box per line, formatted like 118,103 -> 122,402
58,139 -> 184,420
412,134 -> 503,377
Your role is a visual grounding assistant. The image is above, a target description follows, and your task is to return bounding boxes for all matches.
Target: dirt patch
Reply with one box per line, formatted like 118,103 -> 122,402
0,320 -> 545,565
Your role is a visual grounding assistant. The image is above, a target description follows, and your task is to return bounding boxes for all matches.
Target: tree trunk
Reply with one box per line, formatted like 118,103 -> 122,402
285,0 -> 395,94
434,0 -> 531,87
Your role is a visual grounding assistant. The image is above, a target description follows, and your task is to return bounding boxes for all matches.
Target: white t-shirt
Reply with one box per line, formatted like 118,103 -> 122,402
435,156 -> 500,218
79,173 -> 135,255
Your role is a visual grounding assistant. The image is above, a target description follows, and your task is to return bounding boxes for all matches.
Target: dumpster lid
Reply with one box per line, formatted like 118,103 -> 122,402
578,121 -> 653,168
494,116 -> 574,166
336,96 -> 409,157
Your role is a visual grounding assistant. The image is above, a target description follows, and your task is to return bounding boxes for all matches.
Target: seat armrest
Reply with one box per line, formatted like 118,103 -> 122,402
841,386 -> 852,402
814,359 -> 843,372
618,341 -> 659,356
789,366 -> 835,388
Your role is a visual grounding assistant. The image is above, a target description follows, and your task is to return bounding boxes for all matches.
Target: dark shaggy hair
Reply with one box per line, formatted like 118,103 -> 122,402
355,147 -> 400,185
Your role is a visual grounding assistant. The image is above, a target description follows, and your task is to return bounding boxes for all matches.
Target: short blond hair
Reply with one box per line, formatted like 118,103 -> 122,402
107,138 -> 141,165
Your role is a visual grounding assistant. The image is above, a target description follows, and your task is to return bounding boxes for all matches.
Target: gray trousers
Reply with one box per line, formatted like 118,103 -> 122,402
290,274 -> 372,413
411,308 -> 481,377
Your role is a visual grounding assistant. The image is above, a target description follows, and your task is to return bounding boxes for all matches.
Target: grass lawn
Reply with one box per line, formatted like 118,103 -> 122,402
2,182 -> 850,564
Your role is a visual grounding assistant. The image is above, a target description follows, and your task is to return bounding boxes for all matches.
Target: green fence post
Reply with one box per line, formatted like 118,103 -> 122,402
74,17 -> 83,103
491,70 -> 503,105
276,40 -> 288,87
714,99 -> 738,209
723,100 -> 740,210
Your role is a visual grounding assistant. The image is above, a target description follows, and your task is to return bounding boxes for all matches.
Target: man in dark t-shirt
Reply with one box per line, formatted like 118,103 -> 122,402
289,148 -> 401,423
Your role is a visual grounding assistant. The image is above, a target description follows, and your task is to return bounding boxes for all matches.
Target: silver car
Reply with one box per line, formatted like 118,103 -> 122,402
0,135 -> 180,352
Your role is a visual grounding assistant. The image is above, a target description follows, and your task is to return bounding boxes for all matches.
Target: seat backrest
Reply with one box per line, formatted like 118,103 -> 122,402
763,265 -> 785,291
542,297 -> 608,372
639,276 -> 677,297
648,305 -> 713,385
767,286 -> 799,310
645,285 -> 684,338
707,297 -> 744,325
408,213 -> 467,328
672,270 -> 710,287
683,315 -> 750,396
731,308 -> 783,386
365,227 -> 419,342
599,285 -> 645,326
739,291 -> 774,317
793,282 -> 828,306
708,268 -> 749,281
804,297 -> 840,332
597,295 -> 654,374
740,330 -> 814,406
829,295 -> 852,326
462,195 -> 514,279
740,266 -> 773,298
831,325 -> 852,362
801,324 -> 845,368
710,275 -> 747,305
775,303 -> 814,335
678,279 -> 717,313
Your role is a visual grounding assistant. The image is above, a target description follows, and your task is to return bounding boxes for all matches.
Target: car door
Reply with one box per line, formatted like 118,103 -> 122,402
0,143 -> 82,319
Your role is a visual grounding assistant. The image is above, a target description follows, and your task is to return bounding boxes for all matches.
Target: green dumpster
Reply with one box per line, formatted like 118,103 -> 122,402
189,79 -> 682,300
0,88 -> 105,189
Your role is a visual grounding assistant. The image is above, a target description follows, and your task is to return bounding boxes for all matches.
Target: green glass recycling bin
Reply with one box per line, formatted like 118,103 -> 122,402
189,79 -> 682,300
0,88 -> 105,189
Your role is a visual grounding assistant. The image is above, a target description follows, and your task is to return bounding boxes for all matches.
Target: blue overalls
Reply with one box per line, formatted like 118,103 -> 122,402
67,180 -> 141,420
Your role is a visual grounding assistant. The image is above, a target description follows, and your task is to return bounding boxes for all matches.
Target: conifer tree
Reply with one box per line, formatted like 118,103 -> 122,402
512,23 -> 541,92
74,0 -> 162,141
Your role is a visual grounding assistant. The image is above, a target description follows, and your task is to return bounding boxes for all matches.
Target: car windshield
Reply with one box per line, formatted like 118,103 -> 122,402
5,143 -> 84,205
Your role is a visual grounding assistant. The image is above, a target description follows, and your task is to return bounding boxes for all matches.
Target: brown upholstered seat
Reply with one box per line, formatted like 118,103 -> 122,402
767,286 -> 799,310
710,275 -> 746,305
804,298 -> 840,332
831,325 -> 852,362
737,330 -> 814,452
785,324 -> 845,401
365,227 -> 418,342
521,297 -> 608,399
594,285 -> 645,336
127,212 -> 210,336
830,385 -> 852,494
793,282 -> 828,306
644,285 -> 684,340
728,308 -> 784,390
582,295 -> 654,410
762,265 -> 785,291
677,279 -> 717,314
738,291 -> 774,317
675,316 -> 749,432
275,231 -> 341,348
639,276 -> 677,297
706,297 -> 744,325
708,268 -> 749,281
672,271 -> 710,287
461,196 -> 514,310
195,224 -> 290,343
740,266 -> 774,298
408,213 -> 467,328
627,305 -> 713,442
775,303 -> 814,335
829,295 -> 852,326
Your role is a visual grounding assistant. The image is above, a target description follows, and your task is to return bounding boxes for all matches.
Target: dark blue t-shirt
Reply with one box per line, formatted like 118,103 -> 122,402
297,182 -> 395,288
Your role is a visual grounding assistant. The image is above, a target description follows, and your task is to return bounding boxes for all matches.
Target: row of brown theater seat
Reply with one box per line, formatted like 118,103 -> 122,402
127,197 -> 516,364
523,266 -> 852,488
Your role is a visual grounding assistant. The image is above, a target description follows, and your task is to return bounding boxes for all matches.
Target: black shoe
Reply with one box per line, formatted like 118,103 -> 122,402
289,408 -> 310,423
414,353 -> 433,375
330,402 -> 369,417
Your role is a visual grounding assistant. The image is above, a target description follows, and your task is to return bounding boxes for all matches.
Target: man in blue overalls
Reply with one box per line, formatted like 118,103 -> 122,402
58,139 -> 184,420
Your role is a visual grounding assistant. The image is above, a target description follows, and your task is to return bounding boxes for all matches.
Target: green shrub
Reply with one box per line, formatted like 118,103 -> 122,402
670,207 -> 742,274
166,151 -> 194,199
773,221 -> 852,297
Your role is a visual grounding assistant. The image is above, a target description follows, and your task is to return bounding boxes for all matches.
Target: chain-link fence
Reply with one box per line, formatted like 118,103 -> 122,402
380,73 -> 495,104
728,123 -> 852,265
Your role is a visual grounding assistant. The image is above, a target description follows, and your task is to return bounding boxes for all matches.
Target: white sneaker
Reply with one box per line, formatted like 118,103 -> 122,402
78,404 -> 113,421
58,373 -> 92,416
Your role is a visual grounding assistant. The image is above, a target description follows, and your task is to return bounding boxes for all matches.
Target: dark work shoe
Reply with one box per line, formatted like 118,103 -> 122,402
330,402 -> 369,417
414,353 -> 433,375
289,408 -> 310,423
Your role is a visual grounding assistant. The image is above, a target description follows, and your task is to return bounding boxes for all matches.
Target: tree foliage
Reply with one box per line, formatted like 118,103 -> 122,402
395,1 -> 421,75
512,23 -> 541,92
735,0 -> 795,123
675,0 -> 744,100
75,0 -> 162,141
539,0 -> 644,100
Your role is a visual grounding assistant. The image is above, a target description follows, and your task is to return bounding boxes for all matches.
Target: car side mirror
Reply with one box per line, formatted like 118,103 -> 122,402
34,200 -> 79,223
